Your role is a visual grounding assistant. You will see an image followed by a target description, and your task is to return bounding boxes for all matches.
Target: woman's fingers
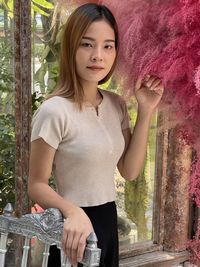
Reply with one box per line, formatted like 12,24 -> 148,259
135,77 -> 142,91
136,75 -> 163,91
144,76 -> 158,88
143,76 -> 164,94
61,207 -> 93,265
65,230 -> 74,263
153,84 -> 164,96
71,232 -> 83,265
62,230 -> 88,265
77,234 -> 87,263
149,79 -> 161,90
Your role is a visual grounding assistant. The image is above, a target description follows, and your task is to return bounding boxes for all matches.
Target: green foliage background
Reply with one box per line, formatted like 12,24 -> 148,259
0,40 -> 15,210
0,0 -> 54,211
125,106 -> 157,241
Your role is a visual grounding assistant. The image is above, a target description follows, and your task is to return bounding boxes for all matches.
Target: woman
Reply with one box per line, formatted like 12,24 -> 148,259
28,3 -> 164,267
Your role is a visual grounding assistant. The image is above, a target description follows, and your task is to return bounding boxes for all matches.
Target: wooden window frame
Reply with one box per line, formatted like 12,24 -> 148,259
119,112 -> 191,266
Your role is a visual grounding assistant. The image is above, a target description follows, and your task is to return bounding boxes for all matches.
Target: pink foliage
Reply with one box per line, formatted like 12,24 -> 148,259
108,0 -> 200,151
187,217 -> 200,265
195,66 -> 200,93
190,149 -> 200,209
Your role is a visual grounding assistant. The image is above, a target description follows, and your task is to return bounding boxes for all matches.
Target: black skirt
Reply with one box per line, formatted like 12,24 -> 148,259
47,201 -> 119,267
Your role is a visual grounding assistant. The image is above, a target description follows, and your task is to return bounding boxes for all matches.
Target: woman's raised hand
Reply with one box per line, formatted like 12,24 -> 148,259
62,207 -> 93,267
135,75 -> 164,113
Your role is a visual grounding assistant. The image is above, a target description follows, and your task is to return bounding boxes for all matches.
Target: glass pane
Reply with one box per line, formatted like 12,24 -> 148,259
115,100 -> 157,247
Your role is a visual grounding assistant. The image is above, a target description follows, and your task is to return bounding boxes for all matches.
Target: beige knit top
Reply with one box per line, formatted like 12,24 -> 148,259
31,89 -> 130,207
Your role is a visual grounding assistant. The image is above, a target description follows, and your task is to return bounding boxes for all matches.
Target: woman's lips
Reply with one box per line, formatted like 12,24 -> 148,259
87,66 -> 104,71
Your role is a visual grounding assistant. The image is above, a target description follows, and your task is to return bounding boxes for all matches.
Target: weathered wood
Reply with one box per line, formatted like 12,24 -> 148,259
153,111 -> 169,245
119,250 -> 189,267
14,0 -> 32,266
120,241 -> 162,259
153,111 -> 192,252
163,127 -> 192,251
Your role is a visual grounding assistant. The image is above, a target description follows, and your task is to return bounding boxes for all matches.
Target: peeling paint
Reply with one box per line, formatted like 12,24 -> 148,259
163,127 -> 192,252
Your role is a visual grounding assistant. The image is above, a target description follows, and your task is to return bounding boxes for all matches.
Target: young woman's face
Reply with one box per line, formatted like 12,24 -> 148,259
75,20 -> 117,86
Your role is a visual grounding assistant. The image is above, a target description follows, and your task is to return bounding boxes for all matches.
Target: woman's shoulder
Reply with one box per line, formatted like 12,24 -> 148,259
100,88 -> 121,101
43,96 -> 71,107
39,96 -> 72,112
33,96 -> 72,120
100,89 -> 126,106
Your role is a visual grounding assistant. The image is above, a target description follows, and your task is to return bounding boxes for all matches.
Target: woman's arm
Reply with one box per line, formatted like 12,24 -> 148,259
118,75 -> 164,181
28,138 -> 75,215
28,138 -> 93,267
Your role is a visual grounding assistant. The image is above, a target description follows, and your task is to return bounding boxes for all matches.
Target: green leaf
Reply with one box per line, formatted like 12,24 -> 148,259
40,45 -> 51,61
31,3 -> 50,16
8,11 -> 13,18
99,78 -> 112,90
7,0 -> 13,11
31,6 -> 34,17
32,0 -> 54,10
0,0 -> 54,18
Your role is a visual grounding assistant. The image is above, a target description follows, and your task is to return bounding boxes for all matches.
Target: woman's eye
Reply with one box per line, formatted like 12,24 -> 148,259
81,43 -> 92,48
105,45 -> 114,49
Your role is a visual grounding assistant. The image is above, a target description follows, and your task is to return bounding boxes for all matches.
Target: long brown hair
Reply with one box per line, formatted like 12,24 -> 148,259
49,3 -> 119,108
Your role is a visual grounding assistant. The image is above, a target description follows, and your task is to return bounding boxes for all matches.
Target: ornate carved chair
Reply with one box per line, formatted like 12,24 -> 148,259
0,204 -> 101,267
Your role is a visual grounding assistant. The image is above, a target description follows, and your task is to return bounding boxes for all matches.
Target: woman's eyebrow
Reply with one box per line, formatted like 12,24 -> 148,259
82,36 -> 115,43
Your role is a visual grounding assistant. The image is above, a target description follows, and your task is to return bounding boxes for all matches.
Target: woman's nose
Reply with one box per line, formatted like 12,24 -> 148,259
90,47 -> 103,62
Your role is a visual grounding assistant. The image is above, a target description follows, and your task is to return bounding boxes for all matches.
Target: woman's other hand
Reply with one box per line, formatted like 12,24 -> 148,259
135,75 -> 164,113
62,207 -> 93,267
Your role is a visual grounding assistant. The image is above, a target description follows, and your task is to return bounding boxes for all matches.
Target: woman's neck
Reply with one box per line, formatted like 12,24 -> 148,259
82,82 -> 102,107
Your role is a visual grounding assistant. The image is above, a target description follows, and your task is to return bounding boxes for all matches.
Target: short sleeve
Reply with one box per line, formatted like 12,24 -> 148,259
31,102 -> 65,149
119,97 -> 130,130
